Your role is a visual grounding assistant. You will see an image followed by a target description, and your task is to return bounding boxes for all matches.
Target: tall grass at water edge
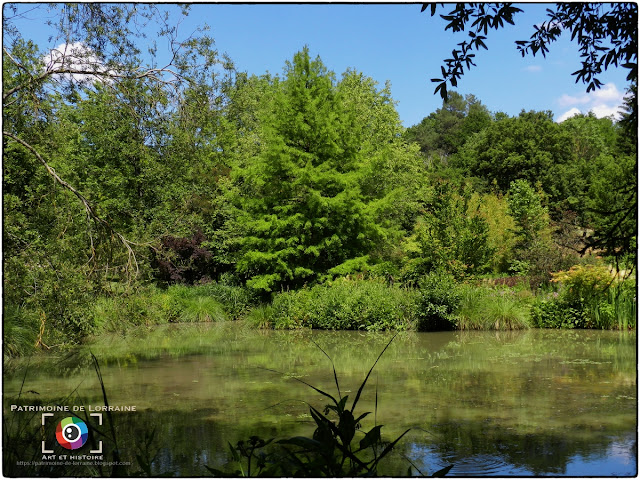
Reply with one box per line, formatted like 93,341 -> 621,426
589,286 -> 637,330
251,276 -> 538,332
90,282 -> 257,332
3,305 -> 41,359
455,284 -> 532,330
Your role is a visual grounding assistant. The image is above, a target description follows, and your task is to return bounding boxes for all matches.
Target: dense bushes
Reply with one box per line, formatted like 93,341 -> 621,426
151,230 -> 218,285
530,265 -> 636,329
251,273 -> 539,332
414,271 -> 461,330
255,279 -> 418,331
530,297 -> 586,329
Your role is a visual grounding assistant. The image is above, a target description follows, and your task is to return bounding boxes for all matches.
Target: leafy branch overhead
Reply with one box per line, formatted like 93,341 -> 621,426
424,3 -> 522,100
425,3 -> 638,100
2,4 -> 231,280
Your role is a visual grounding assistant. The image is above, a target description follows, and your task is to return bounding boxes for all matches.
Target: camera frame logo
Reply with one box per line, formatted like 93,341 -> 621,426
41,412 -> 103,454
55,416 -> 89,450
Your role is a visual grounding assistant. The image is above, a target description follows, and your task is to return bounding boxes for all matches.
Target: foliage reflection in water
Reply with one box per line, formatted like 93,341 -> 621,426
3,323 -> 636,476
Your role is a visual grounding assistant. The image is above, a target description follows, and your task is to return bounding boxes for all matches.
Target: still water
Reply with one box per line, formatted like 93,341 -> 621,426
3,323 -> 637,476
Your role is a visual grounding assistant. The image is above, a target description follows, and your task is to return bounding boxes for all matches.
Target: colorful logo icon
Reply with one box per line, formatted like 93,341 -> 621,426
55,416 -> 88,450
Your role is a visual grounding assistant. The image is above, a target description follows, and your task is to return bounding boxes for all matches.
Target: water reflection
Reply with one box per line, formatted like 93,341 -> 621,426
3,325 -> 636,476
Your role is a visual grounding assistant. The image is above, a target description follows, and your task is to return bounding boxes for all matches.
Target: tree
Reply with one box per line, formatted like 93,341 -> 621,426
507,179 -> 550,248
3,4 -> 224,271
506,179 -> 561,284
426,3 -> 638,108
585,153 -> 637,268
403,180 -> 494,279
404,91 -> 491,162
558,113 -> 621,219
336,69 -> 428,266
2,5 -> 229,350
453,110 -> 574,204
232,48 -> 423,292
233,48 -> 380,292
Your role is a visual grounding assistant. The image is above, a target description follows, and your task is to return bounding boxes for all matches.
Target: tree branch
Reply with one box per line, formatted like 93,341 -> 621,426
3,59 -> 189,102
2,130 -> 140,278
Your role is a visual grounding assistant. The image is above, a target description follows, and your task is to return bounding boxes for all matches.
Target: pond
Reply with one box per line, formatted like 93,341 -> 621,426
3,323 -> 637,476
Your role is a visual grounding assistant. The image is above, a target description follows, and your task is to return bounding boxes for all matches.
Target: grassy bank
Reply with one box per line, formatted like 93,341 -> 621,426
91,283 -> 257,332
4,264 -> 635,359
3,282 -> 258,358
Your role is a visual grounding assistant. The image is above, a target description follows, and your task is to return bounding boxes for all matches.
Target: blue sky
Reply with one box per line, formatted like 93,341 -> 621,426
5,3 -> 631,126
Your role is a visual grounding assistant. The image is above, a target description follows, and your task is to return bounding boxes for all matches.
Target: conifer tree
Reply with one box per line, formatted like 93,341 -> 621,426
234,48 -> 378,292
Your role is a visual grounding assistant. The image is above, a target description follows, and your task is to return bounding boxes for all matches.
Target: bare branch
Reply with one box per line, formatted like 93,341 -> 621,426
3,52 -> 189,102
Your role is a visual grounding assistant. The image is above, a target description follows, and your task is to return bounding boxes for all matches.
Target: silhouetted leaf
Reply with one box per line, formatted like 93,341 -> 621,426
228,441 -> 240,462
432,464 -> 455,477
350,333 -> 397,413
205,465 -> 239,477
277,436 -> 324,451
359,425 -> 383,450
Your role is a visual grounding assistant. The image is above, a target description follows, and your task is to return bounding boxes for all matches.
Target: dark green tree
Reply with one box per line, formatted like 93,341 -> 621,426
558,113 -> 621,219
452,110 -> 574,203
585,153 -> 637,268
404,91 -> 491,162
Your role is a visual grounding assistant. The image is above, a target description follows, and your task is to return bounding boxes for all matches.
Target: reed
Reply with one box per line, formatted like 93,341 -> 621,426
456,285 -> 531,330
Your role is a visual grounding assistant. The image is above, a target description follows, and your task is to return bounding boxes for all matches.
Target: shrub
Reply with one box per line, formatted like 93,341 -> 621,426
544,264 -> 637,329
92,290 -> 168,332
268,279 -> 418,331
415,271 -> 461,331
150,229 -> 217,285
551,264 -> 614,307
194,282 -> 258,320
530,297 -> 586,329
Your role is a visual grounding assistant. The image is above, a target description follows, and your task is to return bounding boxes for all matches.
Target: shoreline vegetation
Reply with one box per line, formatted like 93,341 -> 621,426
5,262 -> 636,360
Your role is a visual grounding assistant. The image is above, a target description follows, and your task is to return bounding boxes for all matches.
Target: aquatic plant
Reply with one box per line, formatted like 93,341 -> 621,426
589,282 -> 637,330
207,335 -> 453,477
177,296 -> 226,323
532,266 -> 636,329
246,304 -> 274,329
